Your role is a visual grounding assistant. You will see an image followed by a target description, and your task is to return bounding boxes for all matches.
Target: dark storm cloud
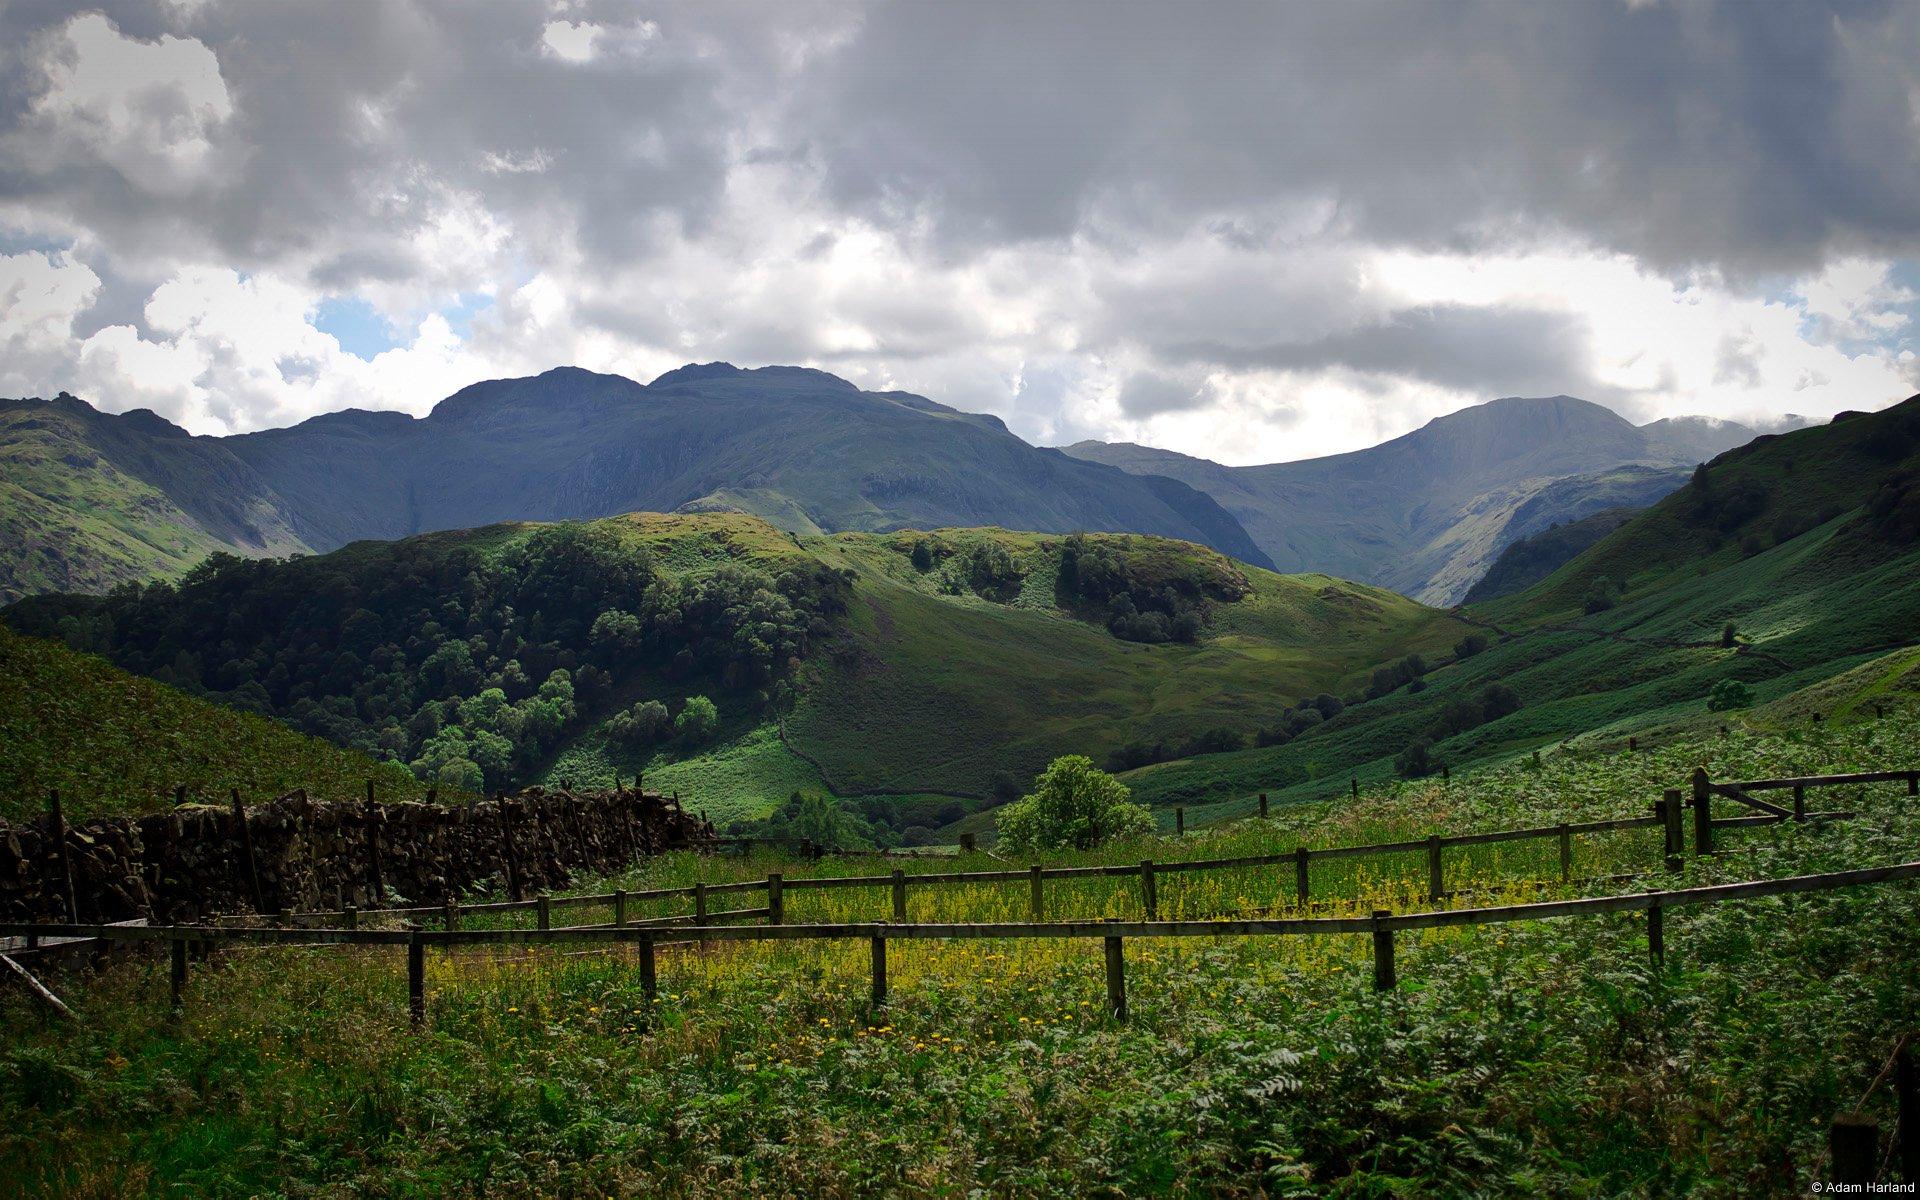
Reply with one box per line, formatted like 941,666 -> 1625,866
0,0 -> 759,280
1166,305 -> 1599,399
794,0 -> 1920,274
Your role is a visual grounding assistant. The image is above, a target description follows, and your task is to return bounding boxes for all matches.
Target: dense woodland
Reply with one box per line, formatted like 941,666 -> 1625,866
7,526 -> 847,793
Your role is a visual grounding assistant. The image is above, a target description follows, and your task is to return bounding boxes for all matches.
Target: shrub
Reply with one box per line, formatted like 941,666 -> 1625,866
604,699 -> 670,750
1453,633 -> 1489,660
1395,739 -> 1439,779
675,695 -> 720,745
995,756 -> 1154,853
910,540 -> 935,571
1479,683 -> 1522,721
1707,679 -> 1754,712
1721,622 -> 1738,649
1583,576 -> 1617,614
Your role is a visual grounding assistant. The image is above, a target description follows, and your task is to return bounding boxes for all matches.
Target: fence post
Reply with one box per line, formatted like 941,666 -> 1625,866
170,935 -> 187,1014
1558,824 -> 1572,883
870,926 -> 888,1008
1140,861 -> 1158,920
1647,894 -> 1665,968
639,933 -> 658,1022
537,895 -> 550,931
1029,864 -> 1045,921
408,930 -> 425,1029
1259,793 -> 1269,819
46,789 -> 77,924
1629,736 -> 1637,752
1793,784 -> 1806,821
1104,933 -> 1127,1021
1662,789 -> 1684,869
1295,847 -> 1310,907
1897,1040 -> 1916,1185
1426,836 -> 1444,901
959,833 -> 977,853
1351,777 -> 1359,799
230,788 -> 266,914
344,904 -> 358,931
1909,771 -> 1917,797
891,869 -> 907,922
694,882 -> 708,939
612,889 -> 627,929
1829,1115 -> 1878,1186
1371,910 -> 1396,991
443,899 -> 458,934
1175,807 -> 1185,836
767,874 -> 784,925
1691,767 -> 1714,855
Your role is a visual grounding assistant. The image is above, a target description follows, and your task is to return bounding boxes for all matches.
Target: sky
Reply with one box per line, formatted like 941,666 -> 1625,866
1,1 -> 1917,465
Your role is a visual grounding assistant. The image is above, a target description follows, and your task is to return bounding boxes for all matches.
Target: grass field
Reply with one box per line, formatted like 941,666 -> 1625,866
4,704 -> 1917,1195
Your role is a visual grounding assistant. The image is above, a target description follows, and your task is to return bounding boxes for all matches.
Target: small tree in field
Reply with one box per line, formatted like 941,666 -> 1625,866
995,755 -> 1154,853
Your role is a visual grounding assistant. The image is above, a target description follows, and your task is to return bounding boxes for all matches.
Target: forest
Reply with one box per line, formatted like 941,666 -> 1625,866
6,525 -> 847,793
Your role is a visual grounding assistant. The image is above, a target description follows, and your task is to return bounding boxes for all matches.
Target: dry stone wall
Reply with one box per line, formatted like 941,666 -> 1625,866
0,786 -> 712,924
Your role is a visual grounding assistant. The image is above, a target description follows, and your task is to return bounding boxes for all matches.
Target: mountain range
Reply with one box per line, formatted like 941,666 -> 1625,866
1062,396 -> 1773,603
0,364 -> 1781,605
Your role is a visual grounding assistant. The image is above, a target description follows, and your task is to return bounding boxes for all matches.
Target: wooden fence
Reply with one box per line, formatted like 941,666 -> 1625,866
5,856 -> 1919,1027
215,765 -> 1905,934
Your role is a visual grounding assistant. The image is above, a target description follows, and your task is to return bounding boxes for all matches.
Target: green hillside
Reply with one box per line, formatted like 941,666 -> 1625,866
0,624 -> 426,824
1099,396 -> 1920,824
1463,506 -> 1640,602
0,396 -> 308,602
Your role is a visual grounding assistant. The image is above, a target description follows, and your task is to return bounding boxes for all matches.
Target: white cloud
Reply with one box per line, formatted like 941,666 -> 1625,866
30,14 -> 232,195
541,21 -> 601,63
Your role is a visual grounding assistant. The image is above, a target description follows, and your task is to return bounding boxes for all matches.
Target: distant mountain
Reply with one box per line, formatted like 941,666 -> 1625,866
1063,395 -> 1755,604
0,364 -> 1272,600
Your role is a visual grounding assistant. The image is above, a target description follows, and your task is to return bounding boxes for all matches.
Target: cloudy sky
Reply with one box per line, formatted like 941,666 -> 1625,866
2,0 -> 1917,464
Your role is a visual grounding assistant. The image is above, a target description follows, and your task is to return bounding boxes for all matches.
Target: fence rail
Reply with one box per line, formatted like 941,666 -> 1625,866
199,765 -> 1903,934
6,857 -> 1918,1024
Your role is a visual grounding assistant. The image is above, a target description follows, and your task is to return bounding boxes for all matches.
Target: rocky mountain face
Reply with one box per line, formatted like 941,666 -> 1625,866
1063,396 -> 1753,604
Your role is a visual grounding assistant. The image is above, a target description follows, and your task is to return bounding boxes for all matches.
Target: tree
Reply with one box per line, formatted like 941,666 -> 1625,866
994,755 -> 1154,853
1454,633 -> 1489,660
676,695 -> 720,745
1479,683 -> 1522,721
1721,622 -> 1738,648
1583,576 -> 1617,614
1396,738 -> 1439,779
605,699 -> 670,750
1707,679 -> 1754,711
910,539 -> 935,571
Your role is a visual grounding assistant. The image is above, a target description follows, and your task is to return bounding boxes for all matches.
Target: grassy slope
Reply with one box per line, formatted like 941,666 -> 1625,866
0,624 -> 426,824
5,705 -> 1917,1194
1102,401 -> 1920,826
782,529 -> 1471,798
0,399 -> 308,603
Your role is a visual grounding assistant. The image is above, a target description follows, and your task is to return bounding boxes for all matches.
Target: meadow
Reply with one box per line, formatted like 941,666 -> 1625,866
4,706 -> 1917,1196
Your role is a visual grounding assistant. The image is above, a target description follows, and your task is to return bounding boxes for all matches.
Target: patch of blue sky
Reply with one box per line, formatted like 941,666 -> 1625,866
313,296 -> 399,361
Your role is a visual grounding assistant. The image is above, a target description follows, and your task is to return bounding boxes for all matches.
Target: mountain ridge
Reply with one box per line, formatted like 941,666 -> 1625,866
1062,395 -> 1762,603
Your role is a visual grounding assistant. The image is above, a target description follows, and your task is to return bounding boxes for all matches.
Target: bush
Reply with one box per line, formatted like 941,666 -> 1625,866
1583,576 -> 1617,614
1707,679 -> 1754,712
1721,622 -> 1738,649
675,695 -> 720,745
910,540 -> 935,571
1454,633 -> 1489,660
1395,739 -> 1440,779
995,756 -> 1154,853
604,699 -> 670,750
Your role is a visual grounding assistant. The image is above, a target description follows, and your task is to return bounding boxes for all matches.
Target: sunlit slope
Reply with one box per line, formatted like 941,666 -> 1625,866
1108,399 -> 1920,821
784,529 -> 1472,796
